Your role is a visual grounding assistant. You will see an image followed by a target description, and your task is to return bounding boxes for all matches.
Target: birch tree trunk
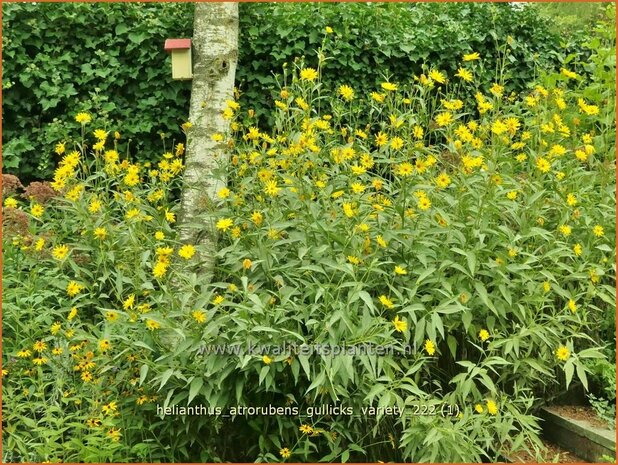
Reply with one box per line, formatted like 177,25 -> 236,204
179,2 -> 238,280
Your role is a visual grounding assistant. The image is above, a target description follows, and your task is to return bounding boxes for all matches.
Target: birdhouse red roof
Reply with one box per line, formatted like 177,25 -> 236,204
164,39 -> 191,52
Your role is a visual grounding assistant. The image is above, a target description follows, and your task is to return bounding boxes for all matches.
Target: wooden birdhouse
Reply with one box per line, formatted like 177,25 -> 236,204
164,38 -> 192,80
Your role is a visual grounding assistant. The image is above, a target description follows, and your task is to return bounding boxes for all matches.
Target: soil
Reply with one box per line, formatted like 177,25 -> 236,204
548,405 -> 613,430
508,438 -> 586,463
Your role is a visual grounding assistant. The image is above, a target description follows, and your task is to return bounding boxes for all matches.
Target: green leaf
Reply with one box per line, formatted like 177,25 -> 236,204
139,364 -> 149,386
188,377 -> 203,404
295,353 -> 310,381
447,335 -> 457,358
259,365 -> 270,385
159,368 -> 175,391
564,360 -> 574,389
115,23 -> 129,35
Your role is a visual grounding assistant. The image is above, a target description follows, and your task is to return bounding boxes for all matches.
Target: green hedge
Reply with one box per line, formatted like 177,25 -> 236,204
3,2 -> 573,182
2,3 -> 194,181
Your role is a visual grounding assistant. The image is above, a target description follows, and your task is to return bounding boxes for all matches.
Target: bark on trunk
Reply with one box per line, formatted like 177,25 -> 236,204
179,2 -> 238,280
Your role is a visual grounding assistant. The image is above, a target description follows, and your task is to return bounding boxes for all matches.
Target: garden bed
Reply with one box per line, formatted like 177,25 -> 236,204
505,438 -> 586,463
540,406 -> 616,463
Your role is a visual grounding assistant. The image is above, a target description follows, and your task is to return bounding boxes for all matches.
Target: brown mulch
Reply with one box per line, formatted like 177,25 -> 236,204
548,405 -> 612,430
508,438 -> 586,463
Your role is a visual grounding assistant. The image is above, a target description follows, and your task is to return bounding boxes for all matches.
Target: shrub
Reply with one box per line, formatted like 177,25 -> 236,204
3,2 -> 578,182
1,2 -> 194,181
3,16 -> 615,462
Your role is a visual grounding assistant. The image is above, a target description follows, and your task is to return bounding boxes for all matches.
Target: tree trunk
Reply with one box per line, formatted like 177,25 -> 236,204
179,2 -> 238,279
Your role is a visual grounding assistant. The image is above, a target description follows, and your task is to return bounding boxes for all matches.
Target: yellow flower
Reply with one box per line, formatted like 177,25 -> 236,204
93,129 -> 108,141
379,295 -> 394,309
506,190 -> 518,200
508,248 -> 517,258
178,244 -> 196,260
33,340 -> 47,352
145,319 -> 161,330
299,424 -> 313,434
263,355 -> 273,365
395,162 -> 414,177
163,210 -> 175,224
559,224 -> 572,236
390,136 -> 404,150
429,69 -> 446,84
486,399 -> 498,415
435,172 -> 451,189
463,52 -> 480,61
50,322 -> 61,335
424,339 -> 436,356
338,84 -> 354,101
216,218 -> 234,231
474,403 -> 484,413
417,196 -> 431,211
375,131 -> 388,146
479,329 -> 490,342
153,261 -> 169,279
68,307 -> 78,320
52,347 -> 64,356
263,179 -> 281,197
107,427 -> 122,442
535,157 -> 551,173
394,265 -> 407,275
543,281 -> 551,293
31,203 -> 44,218
490,83 -> 504,97
555,345 -> 570,361
568,298 -> 577,313
342,202 -> 356,218
250,211 -> 263,226
98,339 -> 111,352
17,349 -> 32,358
217,187 -> 230,199
94,227 -> 107,240
211,133 -> 224,142
573,243 -> 583,256
455,67 -> 473,82
561,68 -> 578,79
347,255 -> 361,265
181,121 -> 193,131
52,244 -> 70,260
371,91 -> 385,103
88,198 -> 102,214
566,193 -> 577,207
593,225 -> 604,237
154,231 -> 165,241
435,112 -> 453,127
66,281 -> 84,297
192,310 -> 207,323
392,315 -> 407,333
4,197 -> 18,209
212,295 -> 225,305
123,294 -> 135,310
381,82 -> 397,91
75,112 -> 92,124
242,258 -> 252,270
299,67 -> 318,81
325,26 -> 333,34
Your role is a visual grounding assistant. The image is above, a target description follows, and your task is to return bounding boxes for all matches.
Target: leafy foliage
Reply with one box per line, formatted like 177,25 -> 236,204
2,2 -> 194,181
3,9 -> 615,461
4,2 -> 577,182
237,2 -> 572,127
